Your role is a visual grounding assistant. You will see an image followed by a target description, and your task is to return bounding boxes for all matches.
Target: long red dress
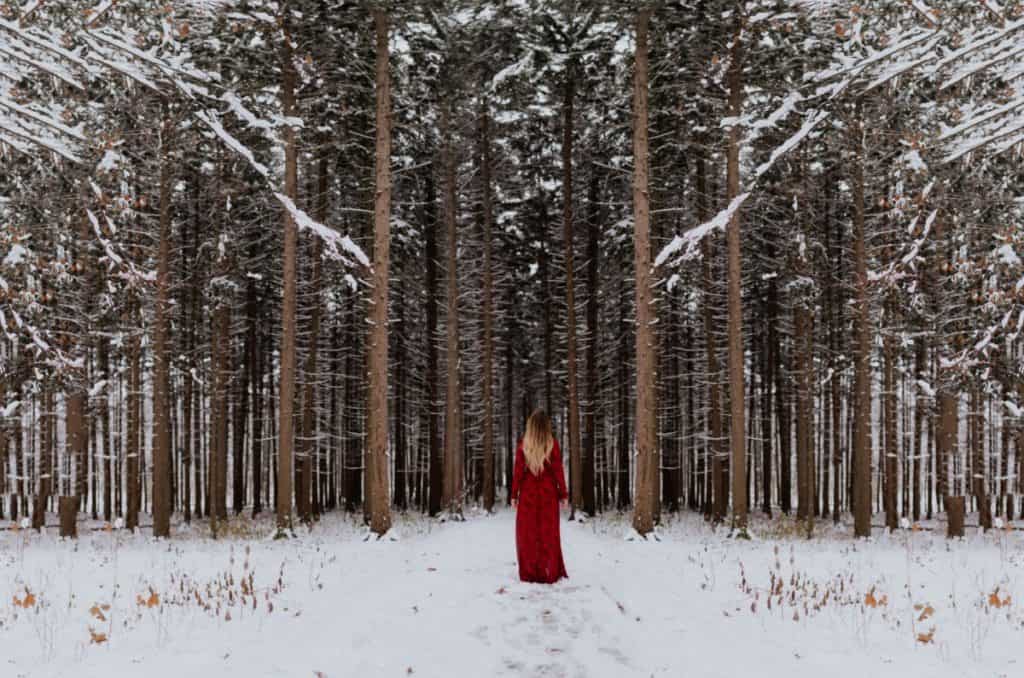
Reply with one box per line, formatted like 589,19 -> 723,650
511,437 -> 569,584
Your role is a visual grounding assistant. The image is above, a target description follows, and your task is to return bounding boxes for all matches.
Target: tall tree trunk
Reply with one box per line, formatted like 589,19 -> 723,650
424,167 -> 442,516
912,337 -> 925,523
761,314 -> 773,517
394,276 -> 407,510
938,390 -> 956,513
795,301 -> 813,524
883,294 -> 898,531
99,337 -> 112,523
442,96 -> 463,519
298,146 -> 328,522
276,12 -> 299,533
725,19 -> 747,531
631,9 -> 657,536
233,325 -> 250,515
851,107 -> 872,538
152,103 -> 173,537
583,167 -> 600,517
480,90 -> 496,513
366,8 -> 393,536
562,62 -> 583,520
697,150 -> 726,521
618,273 -> 631,510
211,288 -> 231,525
561,61 -> 583,519
126,319 -> 141,531
251,299 -> 264,517
67,390 -> 86,504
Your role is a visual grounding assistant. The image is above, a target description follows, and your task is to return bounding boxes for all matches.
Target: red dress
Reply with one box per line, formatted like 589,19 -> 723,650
511,437 -> 569,584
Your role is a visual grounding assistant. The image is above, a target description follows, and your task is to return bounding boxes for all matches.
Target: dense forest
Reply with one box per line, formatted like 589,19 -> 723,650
1,0 -> 1022,540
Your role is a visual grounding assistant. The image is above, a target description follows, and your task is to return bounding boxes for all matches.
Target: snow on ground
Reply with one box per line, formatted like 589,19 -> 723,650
1,510 -> 1023,677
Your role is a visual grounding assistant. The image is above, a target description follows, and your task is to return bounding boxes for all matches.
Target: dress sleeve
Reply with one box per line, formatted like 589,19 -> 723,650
511,438 -> 525,502
551,439 -> 568,501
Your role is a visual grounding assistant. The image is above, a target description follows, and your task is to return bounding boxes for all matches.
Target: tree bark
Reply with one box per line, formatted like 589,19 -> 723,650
276,11 -> 299,533
298,145 -> 328,522
442,95 -> 463,518
631,9 -> 657,536
562,61 -> 583,520
424,166 -> 442,516
480,90 -> 496,513
583,166 -> 600,517
152,104 -> 173,538
851,108 -> 872,538
725,18 -> 747,531
883,294 -> 898,531
697,148 -> 726,522
126,321 -> 141,531
366,8 -> 393,536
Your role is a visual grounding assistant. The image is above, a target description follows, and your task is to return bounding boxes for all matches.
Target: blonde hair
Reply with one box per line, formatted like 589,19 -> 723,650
523,410 -> 554,475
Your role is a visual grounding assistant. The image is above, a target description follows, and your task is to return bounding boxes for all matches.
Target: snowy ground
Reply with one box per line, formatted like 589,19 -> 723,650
2,509 -> 1023,678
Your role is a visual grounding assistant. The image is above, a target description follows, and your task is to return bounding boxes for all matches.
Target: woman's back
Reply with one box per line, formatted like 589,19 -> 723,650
512,410 -> 568,584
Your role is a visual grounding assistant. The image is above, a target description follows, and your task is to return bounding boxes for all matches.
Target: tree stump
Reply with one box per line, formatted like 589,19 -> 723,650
946,496 -> 965,538
58,496 -> 78,538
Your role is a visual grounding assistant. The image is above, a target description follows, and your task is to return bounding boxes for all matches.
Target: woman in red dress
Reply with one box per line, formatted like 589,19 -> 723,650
511,410 -> 568,584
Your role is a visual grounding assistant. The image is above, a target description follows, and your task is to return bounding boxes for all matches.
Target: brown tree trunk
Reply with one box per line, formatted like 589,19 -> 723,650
631,9 -> 657,536
883,295 -> 898,531
276,11 -> 299,533
618,273 -> 631,510
480,90 -> 496,513
912,337 -> 925,523
442,96 -> 463,519
152,104 -> 173,538
697,150 -> 726,522
66,389 -> 86,506
298,146 -> 328,523
32,384 -> 51,529
851,109 -> 872,538
761,312 -> 773,517
562,62 -> 583,520
126,322 -> 141,531
365,8 -> 393,536
972,387 -> 991,530
795,301 -> 813,524
394,277 -> 407,510
211,292 -> 230,526
938,390 -> 957,525
725,19 -> 747,531
58,496 -> 77,538
251,299 -> 264,517
96,338 -> 111,523
583,167 -> 600,517
424,167 -> 442,516
233,327 -> 250,515
946,494 -> 965,538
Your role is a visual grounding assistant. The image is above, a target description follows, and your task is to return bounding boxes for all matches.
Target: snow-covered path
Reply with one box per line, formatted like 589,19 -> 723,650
3,510 -> 1023,677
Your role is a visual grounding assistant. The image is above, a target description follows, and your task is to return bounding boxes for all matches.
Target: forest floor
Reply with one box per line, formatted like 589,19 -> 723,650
1,509 -> 1023,678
